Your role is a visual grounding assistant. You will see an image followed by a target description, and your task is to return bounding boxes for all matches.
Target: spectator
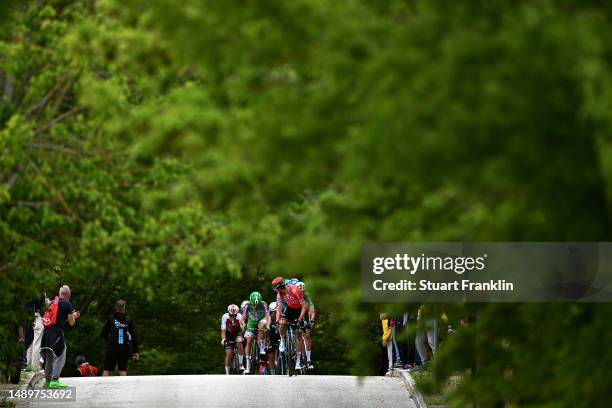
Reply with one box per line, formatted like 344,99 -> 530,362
25,296 -> 45,371
13,325 -> 25,383
380,313 -> 393,375
75,355 -> 99,376
390,317 -> 403,368
414,305 -> 438,368
395,311 -> 421,369
101,300 -> 139,376
40,285 -> 80,388
394,312 -> 416,369
22,319 -> 34,370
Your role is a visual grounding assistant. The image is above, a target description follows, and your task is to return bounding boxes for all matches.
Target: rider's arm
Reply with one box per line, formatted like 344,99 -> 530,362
275,293 -> 282,322
221,315 -> 227,340
298,302 -> 308,321
293,286 -> 307,322
304,290 -> 316,320
303,290 -> 313,306
264,304 -> 271,329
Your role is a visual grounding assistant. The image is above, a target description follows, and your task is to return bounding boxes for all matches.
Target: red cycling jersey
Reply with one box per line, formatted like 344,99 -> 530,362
277,285 -> 305,309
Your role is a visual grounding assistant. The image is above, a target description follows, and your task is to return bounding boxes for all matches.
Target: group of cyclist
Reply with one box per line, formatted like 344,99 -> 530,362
220,277 -> 316,375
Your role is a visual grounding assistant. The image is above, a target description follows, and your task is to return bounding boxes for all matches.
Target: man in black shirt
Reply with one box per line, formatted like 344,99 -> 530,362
101,299 -> 139,376
40,285 -> 80,388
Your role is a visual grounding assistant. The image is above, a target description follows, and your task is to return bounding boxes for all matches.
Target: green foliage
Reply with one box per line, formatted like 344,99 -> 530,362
2,0 -> 612,406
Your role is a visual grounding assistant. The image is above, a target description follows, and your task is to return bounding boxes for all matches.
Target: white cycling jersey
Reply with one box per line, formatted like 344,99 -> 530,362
221,312 -> 243,331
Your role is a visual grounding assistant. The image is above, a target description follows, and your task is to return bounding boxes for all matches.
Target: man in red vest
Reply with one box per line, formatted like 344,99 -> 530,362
75,355 -> 99,376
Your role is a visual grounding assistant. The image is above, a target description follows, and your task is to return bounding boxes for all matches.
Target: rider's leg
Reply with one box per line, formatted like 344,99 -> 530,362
303,331 -> 312,364
224,348 -> 232,374
267,350 -> 276,375
278,318 -> 287,351
257,320 -> 267,354
236,337 -> 245,369
296,333 -> 304,367
278,318 -> 287,335
245,335 -> 253,373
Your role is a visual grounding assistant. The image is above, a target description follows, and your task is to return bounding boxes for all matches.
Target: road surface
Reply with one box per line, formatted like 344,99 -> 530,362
26,375 -> 417,408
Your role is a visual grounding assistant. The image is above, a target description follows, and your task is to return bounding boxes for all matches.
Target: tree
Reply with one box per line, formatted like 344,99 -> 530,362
2,1 -> 612,405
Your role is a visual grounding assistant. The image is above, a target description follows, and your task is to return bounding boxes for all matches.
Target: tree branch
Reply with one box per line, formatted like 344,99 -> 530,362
34,106 -> 87,136
50,73 -> 80,116
14,70 -> 33,109
25,75 -> 67,120
0,262 -> 18,273
13,200 -> 50,208
24,155 -> 81,222
3,74 -> 14,105
77,271 -> 109,315
26,142 -> 81,155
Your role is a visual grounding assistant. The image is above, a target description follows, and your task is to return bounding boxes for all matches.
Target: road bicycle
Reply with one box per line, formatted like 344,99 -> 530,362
282,320 -> 309,377
248,328 -> 269,375
224,340 -> 242,374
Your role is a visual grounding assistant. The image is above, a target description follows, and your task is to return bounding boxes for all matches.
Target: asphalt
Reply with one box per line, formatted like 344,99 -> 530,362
25,374 -> 417,408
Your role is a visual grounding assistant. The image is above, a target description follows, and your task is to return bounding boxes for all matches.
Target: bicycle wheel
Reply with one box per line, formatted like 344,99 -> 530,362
277,347 -> 286,375
300,349 -> 308,375
287,328 -> 297,377
250,338 -> 259,374
230,346 -> 237,374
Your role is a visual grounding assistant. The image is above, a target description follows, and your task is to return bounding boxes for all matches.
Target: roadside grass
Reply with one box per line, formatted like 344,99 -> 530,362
412,367 -> 463,408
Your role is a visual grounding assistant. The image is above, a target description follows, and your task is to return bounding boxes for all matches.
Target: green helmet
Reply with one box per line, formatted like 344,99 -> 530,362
249,291 -> 262,305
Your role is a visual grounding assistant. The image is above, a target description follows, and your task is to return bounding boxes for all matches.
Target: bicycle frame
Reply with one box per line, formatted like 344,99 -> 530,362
248,328 -> 268,375
282,320 -> 307,376
225,341 -> 241,374
233,343 -> 241,374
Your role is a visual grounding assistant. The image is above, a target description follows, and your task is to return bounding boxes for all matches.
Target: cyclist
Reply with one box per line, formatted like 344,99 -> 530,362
271,277 -> 308,370
221,304 -> 244,374
267,301 -> 281,375
295,281 -> 316,369
240,292 -> 270,374
281,278 -> 316,369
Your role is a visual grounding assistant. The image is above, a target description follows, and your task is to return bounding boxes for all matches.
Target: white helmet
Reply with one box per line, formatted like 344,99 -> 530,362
269,302 -> 278,312
240,300 -> 248,310
227,304 -> 239,315
295,281 -> 305,291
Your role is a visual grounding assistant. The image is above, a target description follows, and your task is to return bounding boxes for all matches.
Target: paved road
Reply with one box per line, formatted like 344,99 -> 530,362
26,375 -> 416,408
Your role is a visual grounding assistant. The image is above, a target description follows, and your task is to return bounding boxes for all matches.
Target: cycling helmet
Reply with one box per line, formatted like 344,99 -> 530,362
271,277 -> 285,290
227,304 -> 239,315
240,300 -> 248,310
269,302 -> 278,312
295,281 -> 305,291
249,291 -> 262,305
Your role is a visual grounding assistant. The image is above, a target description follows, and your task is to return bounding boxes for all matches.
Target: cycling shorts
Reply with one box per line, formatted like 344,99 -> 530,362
223,330 -> 243,349
245,318 -> 267,337
282,306 -> 301,322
